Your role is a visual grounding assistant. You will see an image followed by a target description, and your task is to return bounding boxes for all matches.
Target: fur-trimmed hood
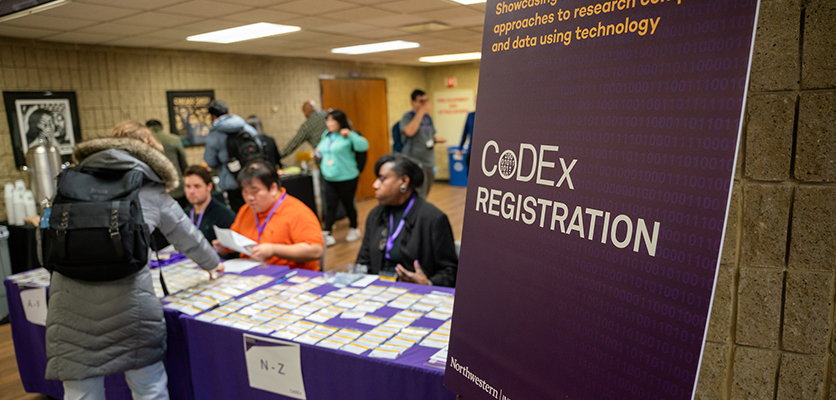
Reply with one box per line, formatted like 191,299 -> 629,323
73,138 -> 180,191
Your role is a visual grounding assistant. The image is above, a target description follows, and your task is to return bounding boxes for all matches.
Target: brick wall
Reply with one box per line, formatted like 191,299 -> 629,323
695,0 -> 836,398
0,37 -> 431,220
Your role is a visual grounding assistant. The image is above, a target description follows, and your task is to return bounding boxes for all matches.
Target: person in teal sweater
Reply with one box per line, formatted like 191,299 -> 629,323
315,109 -> 369,246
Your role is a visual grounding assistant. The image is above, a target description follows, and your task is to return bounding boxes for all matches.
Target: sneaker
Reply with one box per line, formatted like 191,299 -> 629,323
346,228 -> 362,242
323,232 -> 336,247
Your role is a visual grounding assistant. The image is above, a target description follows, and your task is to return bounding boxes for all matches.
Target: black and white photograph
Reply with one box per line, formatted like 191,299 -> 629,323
3,91 -> 82,168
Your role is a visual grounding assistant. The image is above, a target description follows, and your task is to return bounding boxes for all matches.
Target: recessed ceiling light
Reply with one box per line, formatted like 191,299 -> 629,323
187,23 -> 300,44
419,52 -> 482,63
331,40 -> 420,55
449,0 -> 487,4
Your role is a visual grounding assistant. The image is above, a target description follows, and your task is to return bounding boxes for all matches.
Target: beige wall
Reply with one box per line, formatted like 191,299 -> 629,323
694,0 -> 836,398
0,36 -> 431,219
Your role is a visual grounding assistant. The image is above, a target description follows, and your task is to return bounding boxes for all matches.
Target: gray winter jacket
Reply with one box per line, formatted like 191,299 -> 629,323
203,114 -> 260,191
45,138 -> 220,381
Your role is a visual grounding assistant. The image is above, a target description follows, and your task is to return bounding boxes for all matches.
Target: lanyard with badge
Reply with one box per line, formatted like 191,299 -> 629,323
254,192 -> 286,242
380,195 -> 416,259
190,198 -> 211,229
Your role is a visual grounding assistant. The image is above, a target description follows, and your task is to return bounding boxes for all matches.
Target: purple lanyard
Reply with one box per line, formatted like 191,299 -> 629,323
385,196 -> 416,259
190,198 -> 211,229
254,192 -> 286,242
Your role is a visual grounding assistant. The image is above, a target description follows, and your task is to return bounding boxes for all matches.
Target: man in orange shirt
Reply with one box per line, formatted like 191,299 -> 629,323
213,160 -> 324,270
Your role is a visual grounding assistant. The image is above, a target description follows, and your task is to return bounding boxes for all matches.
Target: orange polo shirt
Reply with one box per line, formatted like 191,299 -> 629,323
230,189 -> 323,270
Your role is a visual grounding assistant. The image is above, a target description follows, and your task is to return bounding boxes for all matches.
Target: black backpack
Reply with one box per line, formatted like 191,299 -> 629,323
354,130 -> 367,173
226,128 -> 265,173
41,166 -> 150,281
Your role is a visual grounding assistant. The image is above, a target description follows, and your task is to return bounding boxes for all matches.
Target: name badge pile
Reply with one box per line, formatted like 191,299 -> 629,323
193,274 -> 454,360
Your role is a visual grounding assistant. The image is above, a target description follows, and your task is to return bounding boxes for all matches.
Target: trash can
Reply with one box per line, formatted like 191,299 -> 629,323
448,146 -> 469,187
0,225 -> 11,321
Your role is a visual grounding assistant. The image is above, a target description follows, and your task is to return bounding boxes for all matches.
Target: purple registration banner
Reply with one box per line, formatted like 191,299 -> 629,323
445,0 -> 759,399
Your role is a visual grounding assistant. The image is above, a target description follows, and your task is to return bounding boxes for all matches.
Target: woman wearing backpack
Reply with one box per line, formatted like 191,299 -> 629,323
44,120 -> 224,399
315,109 -> 369,246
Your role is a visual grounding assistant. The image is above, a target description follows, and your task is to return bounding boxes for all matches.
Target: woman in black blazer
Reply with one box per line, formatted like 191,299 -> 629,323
356,154 -> 458,287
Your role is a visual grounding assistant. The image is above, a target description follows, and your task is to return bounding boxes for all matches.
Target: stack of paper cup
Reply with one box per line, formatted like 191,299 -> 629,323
4,183 -> 14,225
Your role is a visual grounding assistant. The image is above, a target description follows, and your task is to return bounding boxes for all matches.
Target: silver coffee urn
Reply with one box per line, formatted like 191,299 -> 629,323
22,139 -> 64,211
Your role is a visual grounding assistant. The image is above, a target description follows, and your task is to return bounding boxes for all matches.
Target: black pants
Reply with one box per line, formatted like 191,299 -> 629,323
226,188 -> 245,213
324,178 -> 358,231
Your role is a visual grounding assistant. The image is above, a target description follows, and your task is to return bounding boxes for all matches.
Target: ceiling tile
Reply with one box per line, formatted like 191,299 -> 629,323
269,0 -> 358,16
467,3 -> 487,13
361,14 -> 430,28
223,0 -> 297,6
42,32 -> 122,44
5,15 -> 98,31
134,28 -> 196,41
104,37 -> 179,47
74,0 -> 187,11
113,12 -> 203,28
176,19 -> 249,35
350,28 -> 407,39
416,6 -> 482,21
423,28 -> 482,42
38,2 -> 142,21
374,1 -> 456,14
277,29 -> 337,42
342,0 -> 397,5
76,23 -> 158,36
306,35 -> 372,46
281,16 -> 343,30
321,6 -> 399,22
314,22 -> 378,34
220,9 -> 304,24
0,25 -> 60,39
441,14 -> 485,28
159,1 -> 254,18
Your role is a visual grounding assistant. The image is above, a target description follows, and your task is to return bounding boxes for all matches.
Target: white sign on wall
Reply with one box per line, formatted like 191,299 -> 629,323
433,90 -> 475,179
243,334 -> 307,399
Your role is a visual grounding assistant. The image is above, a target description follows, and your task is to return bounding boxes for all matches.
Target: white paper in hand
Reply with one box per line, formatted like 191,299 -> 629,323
214,226 -> 257,256
223,259 -> 263,273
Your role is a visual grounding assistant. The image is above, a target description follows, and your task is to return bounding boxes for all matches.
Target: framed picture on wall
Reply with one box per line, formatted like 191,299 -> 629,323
2,91 -> 82,168
166,90 -> 215,146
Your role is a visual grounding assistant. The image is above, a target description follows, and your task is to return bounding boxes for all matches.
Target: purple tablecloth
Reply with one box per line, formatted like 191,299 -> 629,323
182,269 -> 456,400
5,263 -> 289,400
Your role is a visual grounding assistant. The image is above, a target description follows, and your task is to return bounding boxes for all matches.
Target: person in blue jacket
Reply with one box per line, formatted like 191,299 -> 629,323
315,110 -> 369,246
202,99 -> 260,212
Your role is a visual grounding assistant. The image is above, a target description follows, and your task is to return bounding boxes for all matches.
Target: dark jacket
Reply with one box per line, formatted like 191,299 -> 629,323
45,138 -> 220,381
184,197 -> 236,242
259,134 -> 283,169
356,195 -> 457,287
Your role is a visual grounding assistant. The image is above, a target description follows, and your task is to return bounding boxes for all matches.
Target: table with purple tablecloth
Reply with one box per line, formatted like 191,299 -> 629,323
5,262 -> 289,400
182,269 -> 456,400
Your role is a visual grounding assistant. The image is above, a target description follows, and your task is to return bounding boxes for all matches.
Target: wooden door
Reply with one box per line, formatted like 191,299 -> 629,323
320,78 -> 388,200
